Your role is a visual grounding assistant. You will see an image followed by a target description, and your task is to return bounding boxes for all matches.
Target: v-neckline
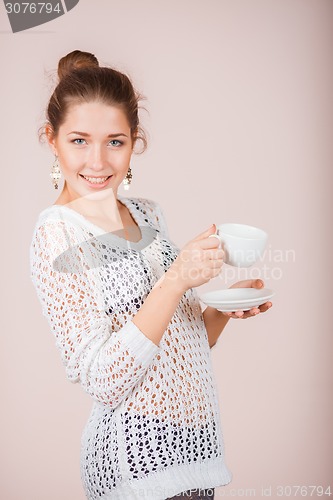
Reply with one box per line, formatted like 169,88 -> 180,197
49,195 -> 145,245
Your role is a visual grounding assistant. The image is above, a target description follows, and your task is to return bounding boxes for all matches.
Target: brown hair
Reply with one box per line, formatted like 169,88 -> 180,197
39,50 -> 148,153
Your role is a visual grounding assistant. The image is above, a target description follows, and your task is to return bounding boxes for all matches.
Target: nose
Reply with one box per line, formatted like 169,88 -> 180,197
90,144 -> 108,171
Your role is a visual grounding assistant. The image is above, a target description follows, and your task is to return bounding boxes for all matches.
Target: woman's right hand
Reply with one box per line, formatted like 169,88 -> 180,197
165,224 -> 224,294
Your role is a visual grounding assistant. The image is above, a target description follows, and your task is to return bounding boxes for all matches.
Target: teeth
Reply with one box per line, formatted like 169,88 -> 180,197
83,175 -> 110,184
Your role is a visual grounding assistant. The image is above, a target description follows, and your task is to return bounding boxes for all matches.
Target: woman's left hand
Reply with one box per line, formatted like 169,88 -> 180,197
221,279 -> 273,319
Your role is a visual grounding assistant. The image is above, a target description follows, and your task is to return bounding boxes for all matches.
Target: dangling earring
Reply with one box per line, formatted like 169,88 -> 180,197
123,166 -> 133,191
50,155 -> 62,190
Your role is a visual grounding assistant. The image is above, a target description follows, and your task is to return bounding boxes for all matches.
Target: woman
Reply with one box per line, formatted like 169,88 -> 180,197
30,50 -> 272,500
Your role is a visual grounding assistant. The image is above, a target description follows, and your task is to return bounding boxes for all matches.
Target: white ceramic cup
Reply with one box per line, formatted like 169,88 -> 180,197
209,223 -> 268,267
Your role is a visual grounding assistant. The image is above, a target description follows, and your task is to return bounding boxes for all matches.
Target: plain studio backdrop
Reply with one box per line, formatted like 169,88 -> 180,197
1,1 -> 332,499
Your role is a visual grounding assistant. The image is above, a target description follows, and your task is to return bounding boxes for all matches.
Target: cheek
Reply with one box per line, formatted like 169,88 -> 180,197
59,152 -> 82,172
114,150 -> 132,166
125,148 -> 133,162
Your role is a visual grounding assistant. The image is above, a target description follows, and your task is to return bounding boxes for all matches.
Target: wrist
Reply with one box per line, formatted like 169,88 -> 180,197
164,267 -> 187,297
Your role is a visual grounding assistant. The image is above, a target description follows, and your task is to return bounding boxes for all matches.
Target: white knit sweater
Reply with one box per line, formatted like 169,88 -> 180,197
29,195 -> 232,499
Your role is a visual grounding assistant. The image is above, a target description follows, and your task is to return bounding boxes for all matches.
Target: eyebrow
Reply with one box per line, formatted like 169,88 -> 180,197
67,131 -> 128,138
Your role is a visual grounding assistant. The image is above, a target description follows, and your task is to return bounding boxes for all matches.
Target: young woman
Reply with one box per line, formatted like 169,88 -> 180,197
30,50 -> 272,500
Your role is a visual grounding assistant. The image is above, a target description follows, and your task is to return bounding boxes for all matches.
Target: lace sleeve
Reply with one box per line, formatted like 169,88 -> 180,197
29,219 -> 160,408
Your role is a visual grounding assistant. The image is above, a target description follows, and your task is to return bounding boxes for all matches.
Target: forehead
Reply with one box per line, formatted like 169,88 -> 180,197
60,101 -> 130,132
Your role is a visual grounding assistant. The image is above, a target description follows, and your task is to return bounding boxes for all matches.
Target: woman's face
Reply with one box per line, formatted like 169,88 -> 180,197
47,101 -> 134,202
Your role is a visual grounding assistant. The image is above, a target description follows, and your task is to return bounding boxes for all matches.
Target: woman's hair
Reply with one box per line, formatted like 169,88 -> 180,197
39,50 -> 148,153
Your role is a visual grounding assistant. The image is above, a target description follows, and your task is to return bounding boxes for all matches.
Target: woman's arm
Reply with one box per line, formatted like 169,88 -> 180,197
203,306 -> 230,348
30,219 -> 185,409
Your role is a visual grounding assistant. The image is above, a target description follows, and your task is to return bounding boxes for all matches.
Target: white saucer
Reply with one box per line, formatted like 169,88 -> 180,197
199,288 -> 275,312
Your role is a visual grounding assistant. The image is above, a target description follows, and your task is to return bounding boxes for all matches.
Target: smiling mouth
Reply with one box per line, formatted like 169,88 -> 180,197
79,174 -> 112,184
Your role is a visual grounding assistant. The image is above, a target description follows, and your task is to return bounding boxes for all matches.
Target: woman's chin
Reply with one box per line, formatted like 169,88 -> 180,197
80,185 -> 117,202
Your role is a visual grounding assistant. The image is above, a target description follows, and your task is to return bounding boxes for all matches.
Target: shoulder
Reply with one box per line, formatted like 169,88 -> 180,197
125,196 -> 162,213
32,205 -> 71,229
127,196 -> 164,220
31,204 -> 89,235
126,196 -> 169,238
30,205 -> 82,257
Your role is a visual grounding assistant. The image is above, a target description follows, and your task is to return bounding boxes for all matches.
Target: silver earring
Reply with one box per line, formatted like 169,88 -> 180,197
123,166 -> 132,191
50,155 -> 62,190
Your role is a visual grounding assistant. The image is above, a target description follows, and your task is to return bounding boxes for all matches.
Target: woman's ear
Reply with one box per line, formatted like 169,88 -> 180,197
131,127 -> 138,152
45,123 -> 57,155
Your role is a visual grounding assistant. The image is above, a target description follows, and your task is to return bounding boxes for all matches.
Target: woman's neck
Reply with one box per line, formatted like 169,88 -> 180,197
55,185 -> 124,220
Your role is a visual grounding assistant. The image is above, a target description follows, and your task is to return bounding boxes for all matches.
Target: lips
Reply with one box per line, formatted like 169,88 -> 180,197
79,174 -> 113,187
80,174 -> 112,180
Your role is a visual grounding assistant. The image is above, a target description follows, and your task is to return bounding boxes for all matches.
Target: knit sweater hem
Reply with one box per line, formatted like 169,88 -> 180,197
97,457 -> 232,500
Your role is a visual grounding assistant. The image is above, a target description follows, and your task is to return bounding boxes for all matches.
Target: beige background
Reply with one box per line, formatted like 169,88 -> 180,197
1,1 -> 332,498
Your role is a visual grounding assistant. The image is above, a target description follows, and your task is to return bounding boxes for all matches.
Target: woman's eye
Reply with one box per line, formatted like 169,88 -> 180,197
72,138 -> 86,145
110,140 -> 122,146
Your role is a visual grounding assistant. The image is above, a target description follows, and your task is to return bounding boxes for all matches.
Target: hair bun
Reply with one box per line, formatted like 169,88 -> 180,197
58,50 -> 99,80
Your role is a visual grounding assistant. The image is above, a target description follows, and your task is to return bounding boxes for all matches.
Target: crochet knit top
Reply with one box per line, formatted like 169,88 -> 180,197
29,195 -> 232,500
